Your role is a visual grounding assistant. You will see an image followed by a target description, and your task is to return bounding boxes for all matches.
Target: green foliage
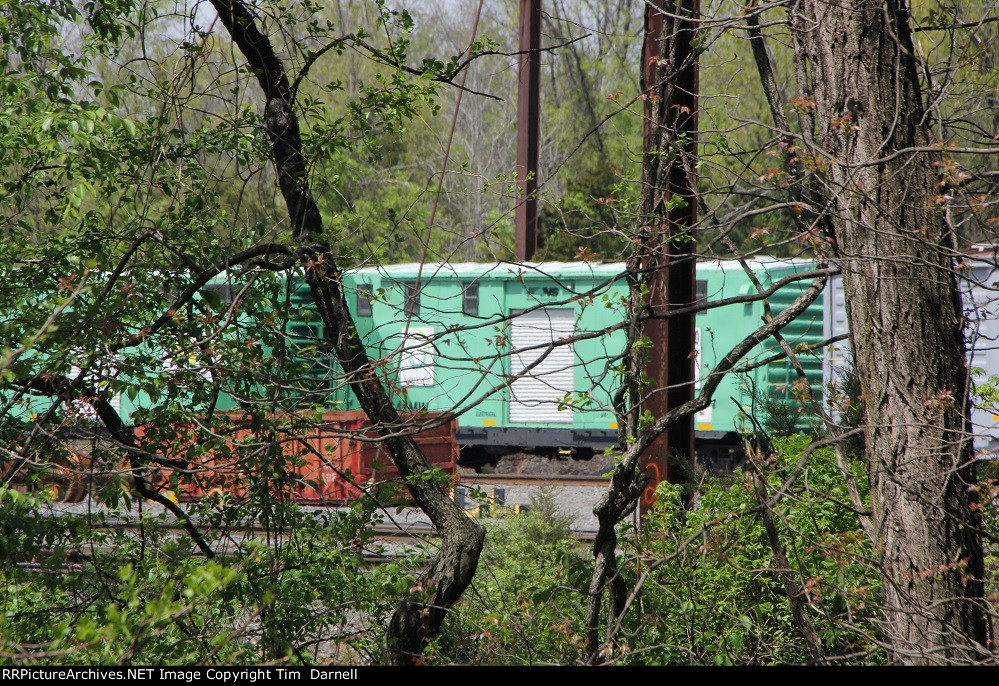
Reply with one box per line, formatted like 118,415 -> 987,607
538,162 -> 632,261
0,487 -> 412,664
0,0 -> 459,664
429,437 -> 881,665
618,435 -> 880,664
430,487 -> 590,664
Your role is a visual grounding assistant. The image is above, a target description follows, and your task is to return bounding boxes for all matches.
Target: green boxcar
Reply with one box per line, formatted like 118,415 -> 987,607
286,258 -> 826,457
3,259 -> 824,463
695,258 -> 825,446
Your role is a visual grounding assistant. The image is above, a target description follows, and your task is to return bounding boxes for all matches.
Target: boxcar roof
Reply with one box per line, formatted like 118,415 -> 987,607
349,262 -> 624,280
348,257 -> 817,281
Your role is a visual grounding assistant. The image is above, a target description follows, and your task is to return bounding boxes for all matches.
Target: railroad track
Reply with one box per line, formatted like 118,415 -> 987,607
17,513 -> 601,576
458,472 -> 610,488
15,519 -> 444,569
33,503 -> 599,556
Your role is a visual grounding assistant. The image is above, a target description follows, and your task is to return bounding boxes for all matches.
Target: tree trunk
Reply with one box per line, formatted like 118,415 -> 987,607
208,0 -> 485,664
792,0 -> 990,663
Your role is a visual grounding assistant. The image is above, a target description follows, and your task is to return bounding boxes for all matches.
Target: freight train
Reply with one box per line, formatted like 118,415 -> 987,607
9,252 -> 996,501
59,258 -> 835,463
299,258 -> 829,468
2,256 -> 828,507
315,254 -> 999,464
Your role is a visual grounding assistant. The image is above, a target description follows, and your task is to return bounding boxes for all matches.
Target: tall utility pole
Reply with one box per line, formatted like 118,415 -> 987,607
639,0 -> 699,512
515,0 -> 541,262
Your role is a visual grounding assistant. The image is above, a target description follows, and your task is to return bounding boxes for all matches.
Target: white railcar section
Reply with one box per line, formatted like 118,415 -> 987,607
398,326 -> 436,387
962,263 -> 999,454
68,364 -> 122,419
822,273 -> 849,423
509,308 -> 575,423
824,260 -> 999,455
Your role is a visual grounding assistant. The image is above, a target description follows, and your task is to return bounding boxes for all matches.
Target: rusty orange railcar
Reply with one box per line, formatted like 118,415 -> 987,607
137,410 -> 459,505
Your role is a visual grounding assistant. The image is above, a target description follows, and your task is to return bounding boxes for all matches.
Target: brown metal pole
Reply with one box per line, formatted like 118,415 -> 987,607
639,1 -> 667,512
639,0 -> 698,514
515,0 -> 541,262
